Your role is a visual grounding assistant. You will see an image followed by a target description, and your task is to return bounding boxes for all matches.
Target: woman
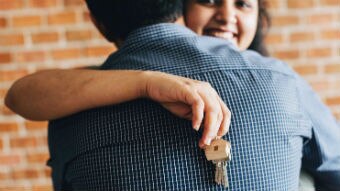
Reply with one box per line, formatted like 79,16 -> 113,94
5,0 -> 270,148
185,0 -> 269,55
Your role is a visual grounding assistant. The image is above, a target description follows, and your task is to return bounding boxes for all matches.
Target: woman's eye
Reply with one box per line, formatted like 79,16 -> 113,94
196,0 -> 222,6
235,0 -> 252,8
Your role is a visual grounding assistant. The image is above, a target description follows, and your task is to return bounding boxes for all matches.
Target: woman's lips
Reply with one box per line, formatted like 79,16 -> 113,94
203,28 -> 238,43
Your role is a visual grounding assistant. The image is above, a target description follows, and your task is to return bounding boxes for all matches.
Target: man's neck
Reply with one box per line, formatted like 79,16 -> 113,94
114,39 -> 124,49
114,16 -> 185,48
174,16 -> 185,26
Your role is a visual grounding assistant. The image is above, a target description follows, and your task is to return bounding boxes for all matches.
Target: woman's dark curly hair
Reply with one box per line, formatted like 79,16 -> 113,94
248,0 -> 271,56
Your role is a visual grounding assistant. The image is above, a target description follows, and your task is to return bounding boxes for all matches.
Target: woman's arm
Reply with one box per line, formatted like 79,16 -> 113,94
5,69 -> 144,120
5,69 -> 231,148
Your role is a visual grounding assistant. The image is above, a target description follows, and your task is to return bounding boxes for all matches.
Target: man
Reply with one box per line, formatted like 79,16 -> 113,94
47,0 -> 340,190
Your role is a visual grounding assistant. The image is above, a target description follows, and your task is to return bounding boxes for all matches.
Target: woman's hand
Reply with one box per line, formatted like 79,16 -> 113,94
140,71 -> 231,148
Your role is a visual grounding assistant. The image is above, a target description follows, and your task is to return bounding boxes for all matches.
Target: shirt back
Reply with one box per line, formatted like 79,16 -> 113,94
48,24 -> 313,191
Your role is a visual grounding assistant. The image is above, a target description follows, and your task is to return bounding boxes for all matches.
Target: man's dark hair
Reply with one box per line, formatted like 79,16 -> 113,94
85,0 -> 184,43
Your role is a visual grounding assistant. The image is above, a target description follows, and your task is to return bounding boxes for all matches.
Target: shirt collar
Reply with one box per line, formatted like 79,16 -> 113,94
121,23 -> 197,48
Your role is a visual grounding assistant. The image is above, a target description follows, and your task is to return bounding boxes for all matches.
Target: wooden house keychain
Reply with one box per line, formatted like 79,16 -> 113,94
204,139 -> 231,188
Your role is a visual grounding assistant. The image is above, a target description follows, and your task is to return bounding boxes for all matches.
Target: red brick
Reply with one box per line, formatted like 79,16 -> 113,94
12,168 -> 40,180
326,96 -> 340,106
325,64 -> 340,74
10,136 -> 38,148
293,64 -> 318,75
66,30 -> 92,41
0,122 -> 19,133
39,135 -> 48,145
320,0 -> 340,6
52,48 -> 82,60
28,0 -> 57,8
0,34 -> 24,46
0,17 -> 7,28
12,15 -> 42,27
0,154 -> 21,166
1,105 -> 15,116
265,34 -> 284,44
310,80 -> 332,92
334,111 -> 340,121
307,13 -> 336,24
290,32 -> 314,42
44,167 -> 52,177
48,11 -> 76,25
16,51 -> 45,62
85,46 -> 116,57
31,32 -> 59,44
287,0 -> 315,8
273,50 -> 300,59
64,0 -> 83,7
82,11 -> 91,22
27,152 -> 49,164
92,30 -> 106,39
0,186 -> 31,191
0,89 -> 7,99
0,52 -> 11,63
321,29 -> 340,40
0,70 -> 29,82
0,0 -> 24,10
306,48 -> 332,58
272,15 -> 300,26
0,170 -> 9,179
267,0 -> 281,9
25,121 -> 48,131
334,80 -> 340,89
32,184 -> 53,191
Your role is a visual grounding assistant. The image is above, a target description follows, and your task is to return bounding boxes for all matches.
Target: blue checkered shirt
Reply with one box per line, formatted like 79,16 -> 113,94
48,24 -> 340,190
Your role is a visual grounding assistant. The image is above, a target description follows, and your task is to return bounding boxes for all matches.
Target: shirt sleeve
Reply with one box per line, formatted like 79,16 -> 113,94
295,74 -> 340,190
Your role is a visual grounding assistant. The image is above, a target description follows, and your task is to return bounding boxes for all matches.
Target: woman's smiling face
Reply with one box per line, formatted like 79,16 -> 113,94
185,0 -> 259,51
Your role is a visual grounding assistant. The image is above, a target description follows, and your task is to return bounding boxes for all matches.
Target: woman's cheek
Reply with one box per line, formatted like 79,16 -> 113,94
239,16 -> 258,50
185,16 -> 201,34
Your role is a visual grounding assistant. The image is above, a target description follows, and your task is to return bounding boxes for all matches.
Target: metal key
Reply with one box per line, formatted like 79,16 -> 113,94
222,160 -> 229,187
213,158 -> 229,187
205,139 -> 231,188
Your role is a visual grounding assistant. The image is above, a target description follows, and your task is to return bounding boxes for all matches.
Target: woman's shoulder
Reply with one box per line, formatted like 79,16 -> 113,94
241,50 -> 296,77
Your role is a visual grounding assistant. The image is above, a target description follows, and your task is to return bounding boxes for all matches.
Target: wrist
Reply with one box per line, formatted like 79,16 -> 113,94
136,70 -> 152,99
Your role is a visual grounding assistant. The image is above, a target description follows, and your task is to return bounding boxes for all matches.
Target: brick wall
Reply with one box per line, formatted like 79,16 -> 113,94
0,0 -> 339,190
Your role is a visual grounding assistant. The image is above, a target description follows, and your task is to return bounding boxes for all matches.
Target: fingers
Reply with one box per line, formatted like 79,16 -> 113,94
199,109 -> 222,148
178,81 -> 230,149
216,96 -> 231,137
177,81 -> 231,149
197,83 -> 224,148
144,72 -> 230,148
190,96 -> 204,131
177,88 -> 204,130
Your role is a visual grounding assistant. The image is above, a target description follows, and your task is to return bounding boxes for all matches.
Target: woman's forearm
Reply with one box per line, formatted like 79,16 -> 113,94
5,69 -> 146,121
5,69 -> 231,148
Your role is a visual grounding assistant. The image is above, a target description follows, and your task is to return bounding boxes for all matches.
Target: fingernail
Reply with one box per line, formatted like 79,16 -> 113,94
204,138 -> 211,145
194,125 -> 199,131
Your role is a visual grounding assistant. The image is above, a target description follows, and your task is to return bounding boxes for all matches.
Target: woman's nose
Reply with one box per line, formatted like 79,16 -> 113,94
214,2 -> 237,24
